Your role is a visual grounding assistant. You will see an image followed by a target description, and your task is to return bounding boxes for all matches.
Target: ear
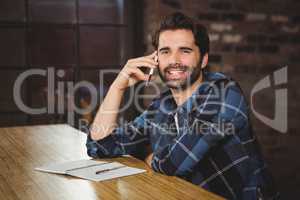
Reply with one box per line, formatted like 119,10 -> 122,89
201,53 -> 208,69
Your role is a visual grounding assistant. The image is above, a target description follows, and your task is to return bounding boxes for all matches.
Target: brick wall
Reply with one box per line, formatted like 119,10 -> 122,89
143,0 -> 300,198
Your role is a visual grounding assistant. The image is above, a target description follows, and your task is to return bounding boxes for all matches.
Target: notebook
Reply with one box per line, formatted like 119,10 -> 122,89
35,159 -> 146,181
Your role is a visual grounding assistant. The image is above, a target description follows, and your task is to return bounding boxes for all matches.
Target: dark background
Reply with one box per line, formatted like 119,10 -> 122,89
0,0 -> 144,127
0,0 -> 299,199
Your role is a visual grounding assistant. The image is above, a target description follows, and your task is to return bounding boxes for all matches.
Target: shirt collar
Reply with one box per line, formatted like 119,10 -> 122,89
158,72 -> 228,116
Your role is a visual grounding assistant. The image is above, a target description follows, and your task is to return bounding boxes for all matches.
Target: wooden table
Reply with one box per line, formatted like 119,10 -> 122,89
0,124 -> 224,200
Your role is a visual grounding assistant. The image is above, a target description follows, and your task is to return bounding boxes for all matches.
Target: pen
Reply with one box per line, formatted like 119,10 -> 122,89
95,166 -> 126,175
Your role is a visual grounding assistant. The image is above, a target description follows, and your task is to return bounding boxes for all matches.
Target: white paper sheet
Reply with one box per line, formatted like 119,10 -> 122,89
35,159 -> 146,181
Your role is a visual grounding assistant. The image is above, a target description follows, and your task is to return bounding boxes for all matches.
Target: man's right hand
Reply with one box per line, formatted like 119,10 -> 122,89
111,51 -> 158,91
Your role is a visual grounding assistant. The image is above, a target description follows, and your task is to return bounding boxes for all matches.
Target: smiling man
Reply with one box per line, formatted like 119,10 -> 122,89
86,12 -> 279,199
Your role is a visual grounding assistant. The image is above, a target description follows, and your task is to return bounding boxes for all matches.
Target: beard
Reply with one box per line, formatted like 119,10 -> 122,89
158,62 -> 202,90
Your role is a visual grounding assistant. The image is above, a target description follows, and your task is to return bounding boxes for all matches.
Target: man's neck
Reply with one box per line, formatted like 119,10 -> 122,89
170,73 -> 203,106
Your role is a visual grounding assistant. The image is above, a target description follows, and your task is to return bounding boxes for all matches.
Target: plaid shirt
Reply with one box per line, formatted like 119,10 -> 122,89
86,72 -> 279,200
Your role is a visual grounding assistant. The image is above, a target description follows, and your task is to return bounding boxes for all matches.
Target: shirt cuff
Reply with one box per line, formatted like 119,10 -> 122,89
86,129 -> 119,158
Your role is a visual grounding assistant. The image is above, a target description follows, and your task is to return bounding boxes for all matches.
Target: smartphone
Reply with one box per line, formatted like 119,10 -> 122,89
146,53 -> 158,86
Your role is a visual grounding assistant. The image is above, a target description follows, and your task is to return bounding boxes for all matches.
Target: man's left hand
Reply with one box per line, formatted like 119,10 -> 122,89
145,153 -> 153,168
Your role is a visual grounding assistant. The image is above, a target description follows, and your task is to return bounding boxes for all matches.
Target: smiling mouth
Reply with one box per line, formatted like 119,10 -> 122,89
166,68 -> 188,79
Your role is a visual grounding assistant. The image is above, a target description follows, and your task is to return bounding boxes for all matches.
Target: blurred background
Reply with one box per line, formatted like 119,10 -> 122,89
0,0 -> 299,199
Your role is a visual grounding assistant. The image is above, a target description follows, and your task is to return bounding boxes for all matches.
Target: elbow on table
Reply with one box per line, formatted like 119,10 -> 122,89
86,146 -> 100,158
152,159 -> 190,176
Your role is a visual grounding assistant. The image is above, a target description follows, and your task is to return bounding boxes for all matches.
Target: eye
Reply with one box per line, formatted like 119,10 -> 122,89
182,49 -> 191,53
160,50 -> 169,54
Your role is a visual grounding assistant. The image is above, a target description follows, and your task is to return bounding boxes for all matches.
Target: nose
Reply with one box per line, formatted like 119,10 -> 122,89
169,51 -> 180,65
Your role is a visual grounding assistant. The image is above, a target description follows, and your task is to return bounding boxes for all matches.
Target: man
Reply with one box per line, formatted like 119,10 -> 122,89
86,12 -> 279,199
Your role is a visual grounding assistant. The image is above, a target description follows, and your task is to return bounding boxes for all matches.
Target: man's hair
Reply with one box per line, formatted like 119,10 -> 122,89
152,12 -> 209,56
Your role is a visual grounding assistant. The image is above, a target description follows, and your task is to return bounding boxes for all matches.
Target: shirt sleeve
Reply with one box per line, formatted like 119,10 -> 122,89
151,80 -> 249,176
86,111 -> 150,160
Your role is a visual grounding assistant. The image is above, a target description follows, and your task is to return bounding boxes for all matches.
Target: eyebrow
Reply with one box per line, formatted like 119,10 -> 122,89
158,47 -> 170,52
179,47 -> 193,51
158,46 -> 193,52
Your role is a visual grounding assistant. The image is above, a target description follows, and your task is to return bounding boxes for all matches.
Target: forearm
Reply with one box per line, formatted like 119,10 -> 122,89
90,51 -> 157,141
87,107 -> 151,159
151,119 -> 228,175
90,84 -> 125,141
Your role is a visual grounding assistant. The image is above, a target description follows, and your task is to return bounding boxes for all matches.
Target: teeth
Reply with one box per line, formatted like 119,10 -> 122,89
168,70 -> 184,74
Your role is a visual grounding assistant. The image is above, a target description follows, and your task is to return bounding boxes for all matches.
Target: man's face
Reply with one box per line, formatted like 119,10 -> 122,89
157,29 -> 202,90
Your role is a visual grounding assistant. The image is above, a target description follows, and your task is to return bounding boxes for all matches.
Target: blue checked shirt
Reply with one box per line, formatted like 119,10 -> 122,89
86,72 -> 279,200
